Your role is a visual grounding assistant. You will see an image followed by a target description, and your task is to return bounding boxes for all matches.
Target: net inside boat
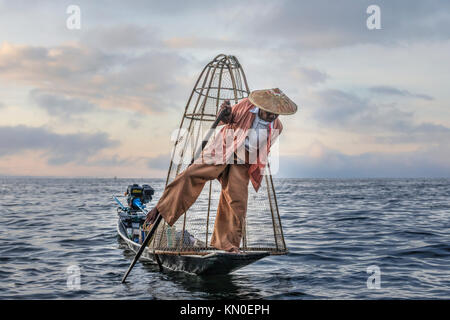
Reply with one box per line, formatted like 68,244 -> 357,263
150,54 -> 287,255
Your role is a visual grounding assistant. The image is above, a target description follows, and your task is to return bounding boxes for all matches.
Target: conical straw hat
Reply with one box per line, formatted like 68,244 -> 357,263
249,88 -> 297,115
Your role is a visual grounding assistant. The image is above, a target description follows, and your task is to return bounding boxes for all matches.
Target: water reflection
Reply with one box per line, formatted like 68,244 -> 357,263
161,271 -> 264,299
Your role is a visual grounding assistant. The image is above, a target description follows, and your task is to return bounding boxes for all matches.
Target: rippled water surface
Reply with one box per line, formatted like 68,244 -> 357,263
0,177 -> 449,299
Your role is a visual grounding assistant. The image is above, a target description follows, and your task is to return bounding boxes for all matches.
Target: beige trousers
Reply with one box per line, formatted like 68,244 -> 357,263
156,162 -> 250,251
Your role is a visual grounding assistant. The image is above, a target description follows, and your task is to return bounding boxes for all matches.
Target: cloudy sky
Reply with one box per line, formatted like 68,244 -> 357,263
0,0 -> 449,178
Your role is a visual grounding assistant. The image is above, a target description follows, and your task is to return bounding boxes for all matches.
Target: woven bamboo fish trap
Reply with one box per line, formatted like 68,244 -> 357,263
150,54 -> 287,255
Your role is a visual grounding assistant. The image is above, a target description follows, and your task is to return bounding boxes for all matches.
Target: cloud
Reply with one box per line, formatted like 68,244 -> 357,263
0,42 -> 115,79
0,125 -> 119,165
127,116 -> 143,129
374,123 -> 450,144
369,86 -> 434,101
164,36 -> 247,50
0,42 -> 189,113
147,153 -> 171,170
82,154 -> 132,167
243,0 -> 450,50
82,0 -> 228,15
290,66 -> 329,86
1,1 -> 449,179
276,141 -> 450,178
310,89 -> 450,143
81,24 -> 162,50
311,89 -> 371,126
29,89 -> 96,120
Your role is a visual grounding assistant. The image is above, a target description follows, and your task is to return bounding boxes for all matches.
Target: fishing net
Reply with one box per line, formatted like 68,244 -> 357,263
150,54 -> 287,255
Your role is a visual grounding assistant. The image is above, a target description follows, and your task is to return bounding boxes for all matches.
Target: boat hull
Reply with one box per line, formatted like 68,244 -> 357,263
117,220 -> 269,275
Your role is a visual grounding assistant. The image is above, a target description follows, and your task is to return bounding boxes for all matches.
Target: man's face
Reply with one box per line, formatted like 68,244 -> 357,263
259,109 -> 279,122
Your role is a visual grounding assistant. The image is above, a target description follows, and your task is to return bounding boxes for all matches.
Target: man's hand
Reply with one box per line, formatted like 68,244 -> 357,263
144,207 -> 158,226
219,100 -> 232,124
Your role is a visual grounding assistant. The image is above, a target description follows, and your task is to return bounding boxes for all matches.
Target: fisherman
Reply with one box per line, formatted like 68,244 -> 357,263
145,88 -> 297,253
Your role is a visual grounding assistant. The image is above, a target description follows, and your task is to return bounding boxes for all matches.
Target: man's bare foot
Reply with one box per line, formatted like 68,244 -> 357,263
226,247 -> 241,253
144,207 -> 158,225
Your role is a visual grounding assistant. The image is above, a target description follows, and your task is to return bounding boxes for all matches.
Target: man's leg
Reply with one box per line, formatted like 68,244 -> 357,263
154,163 -> 227,226
210,164 -> 250,251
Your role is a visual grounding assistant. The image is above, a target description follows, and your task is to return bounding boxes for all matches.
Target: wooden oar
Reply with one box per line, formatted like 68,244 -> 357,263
121,104 -> 231,283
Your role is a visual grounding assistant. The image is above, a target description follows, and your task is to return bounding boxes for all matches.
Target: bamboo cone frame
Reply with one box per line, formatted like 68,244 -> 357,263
153,54 -> 287,254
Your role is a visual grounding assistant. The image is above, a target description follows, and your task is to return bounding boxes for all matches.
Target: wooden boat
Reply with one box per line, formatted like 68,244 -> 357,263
116,54 -> 288,276
116,211 -> 270,275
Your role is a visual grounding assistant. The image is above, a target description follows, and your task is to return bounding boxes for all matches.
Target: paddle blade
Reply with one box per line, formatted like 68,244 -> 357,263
121,214 -> 162,283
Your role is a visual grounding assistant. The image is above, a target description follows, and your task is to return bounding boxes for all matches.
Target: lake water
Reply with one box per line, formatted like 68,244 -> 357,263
0,177 -> 449,299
